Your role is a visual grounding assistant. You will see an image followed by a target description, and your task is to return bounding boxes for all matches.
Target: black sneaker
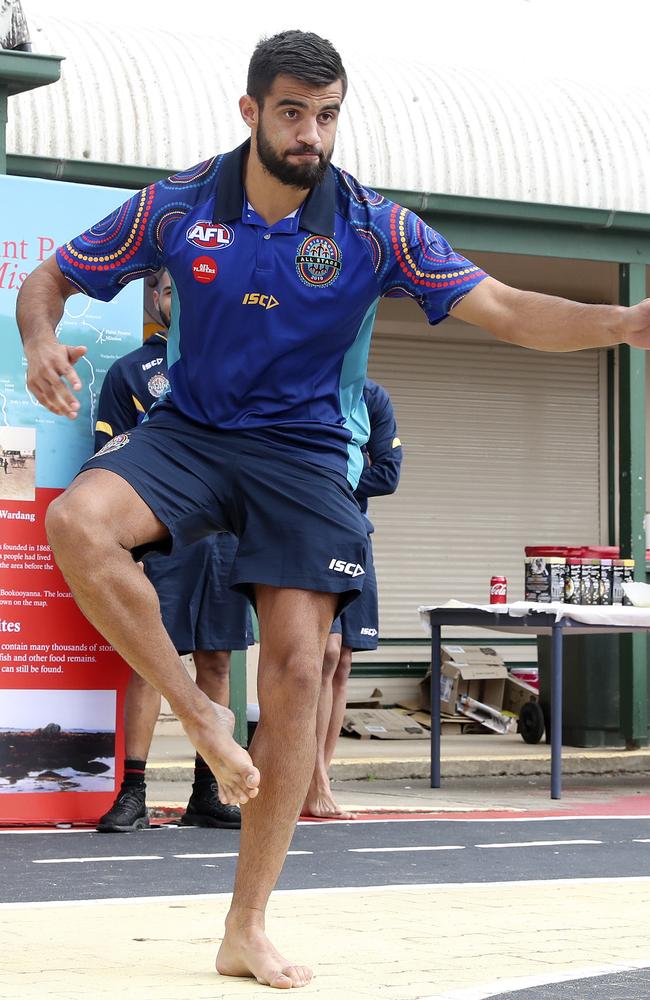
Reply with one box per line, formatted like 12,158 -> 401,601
97,786 -> 150,832
181,783 -> 241,829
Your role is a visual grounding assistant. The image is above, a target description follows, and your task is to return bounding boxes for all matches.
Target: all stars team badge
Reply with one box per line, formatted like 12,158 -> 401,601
295,235 -> 342,288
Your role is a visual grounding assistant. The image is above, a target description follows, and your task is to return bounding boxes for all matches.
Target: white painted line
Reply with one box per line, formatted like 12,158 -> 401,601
633,838 -> 650,843
6,875 -> 650,909
32,855 -> 163,864
349,845 -> 465,853
475,839 -> 602,849
423,958 -> 650,999
173,852 -> 239,859
0,828 -> 96,835
173,850 -> 313,859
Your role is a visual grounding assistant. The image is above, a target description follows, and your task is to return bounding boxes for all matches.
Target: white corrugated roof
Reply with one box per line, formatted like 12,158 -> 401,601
8,14 -> 650,212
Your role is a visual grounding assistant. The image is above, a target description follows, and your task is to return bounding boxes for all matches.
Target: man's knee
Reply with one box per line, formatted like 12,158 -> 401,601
262,651 -> 323,703
332,646 -> 353,693
194,650 -> 231,681
322,633 -> 342,680
45,491 -> 96,556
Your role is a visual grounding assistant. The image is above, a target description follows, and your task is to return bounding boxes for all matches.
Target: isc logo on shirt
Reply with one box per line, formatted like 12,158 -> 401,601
242,292 -> 279,310
186,221 -> 234,250
328,558 -> 365,578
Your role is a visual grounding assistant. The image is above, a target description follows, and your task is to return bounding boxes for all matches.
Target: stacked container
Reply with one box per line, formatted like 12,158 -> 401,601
524,545 -> 637,605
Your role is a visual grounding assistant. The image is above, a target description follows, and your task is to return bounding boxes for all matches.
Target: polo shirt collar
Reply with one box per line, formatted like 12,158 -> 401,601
213,139 -> 336,237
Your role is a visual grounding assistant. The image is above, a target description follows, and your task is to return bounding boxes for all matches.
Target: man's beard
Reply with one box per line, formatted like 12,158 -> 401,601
256,118 -> 332,190
159,303 -> 171,329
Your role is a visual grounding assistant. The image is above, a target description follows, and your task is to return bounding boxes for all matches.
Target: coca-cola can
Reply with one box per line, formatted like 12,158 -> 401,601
490,576 -> 507,604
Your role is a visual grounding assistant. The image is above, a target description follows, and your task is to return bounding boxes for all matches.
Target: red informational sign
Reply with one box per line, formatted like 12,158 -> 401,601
0,491 -> 130,823
0,175 -> 142,825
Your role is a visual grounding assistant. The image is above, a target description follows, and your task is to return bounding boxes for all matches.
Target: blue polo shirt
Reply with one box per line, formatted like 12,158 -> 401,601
57,141 -> 486,487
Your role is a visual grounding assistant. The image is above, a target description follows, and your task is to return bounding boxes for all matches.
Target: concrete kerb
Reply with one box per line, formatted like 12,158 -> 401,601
146,747 -> 650,784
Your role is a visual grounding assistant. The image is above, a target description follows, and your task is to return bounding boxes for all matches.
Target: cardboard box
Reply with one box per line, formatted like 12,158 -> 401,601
457,695 -> 517,735
342,708 -> 428,740
420,645 -> 508,715
502,674 -> 538,717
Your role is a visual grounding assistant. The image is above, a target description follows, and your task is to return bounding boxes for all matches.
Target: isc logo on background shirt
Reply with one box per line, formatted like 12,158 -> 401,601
186,221 -> 234,250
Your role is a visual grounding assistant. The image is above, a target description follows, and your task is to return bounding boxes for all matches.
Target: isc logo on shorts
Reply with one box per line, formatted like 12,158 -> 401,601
186,221 -> 234,250
328,558 -> 365,578
360,628 -> 378,637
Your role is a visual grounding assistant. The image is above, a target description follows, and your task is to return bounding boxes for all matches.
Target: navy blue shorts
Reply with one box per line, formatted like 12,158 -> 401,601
330,536 -> 378,650
82,407 -> 368,611
143,533 -> 253,655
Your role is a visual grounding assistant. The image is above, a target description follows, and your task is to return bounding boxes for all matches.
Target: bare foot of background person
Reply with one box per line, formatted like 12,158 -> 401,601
302,782 -> 354,820
181,702 -> 260,806
217,925 -> 313,989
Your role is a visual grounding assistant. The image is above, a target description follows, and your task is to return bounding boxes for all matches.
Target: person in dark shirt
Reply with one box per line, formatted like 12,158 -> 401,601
94,270 -> 253,832
304,379 -> 402,819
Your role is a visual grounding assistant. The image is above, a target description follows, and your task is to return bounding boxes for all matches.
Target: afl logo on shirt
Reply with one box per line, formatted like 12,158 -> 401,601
147,373 -> 170,398
296,235 -> 342,288
186,221 -> 234,250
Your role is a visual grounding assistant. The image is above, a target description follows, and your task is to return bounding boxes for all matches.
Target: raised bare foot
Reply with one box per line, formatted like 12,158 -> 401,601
302,786 -> 354,820
216,926 -> 312,989
182,701 -> 260,806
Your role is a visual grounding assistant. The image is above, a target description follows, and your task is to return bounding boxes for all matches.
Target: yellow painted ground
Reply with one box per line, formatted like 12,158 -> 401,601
2,879 -> 650,999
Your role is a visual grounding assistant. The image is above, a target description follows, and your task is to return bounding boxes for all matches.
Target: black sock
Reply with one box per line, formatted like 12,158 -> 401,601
122,758 -> 146,790
193,753 -> 216,793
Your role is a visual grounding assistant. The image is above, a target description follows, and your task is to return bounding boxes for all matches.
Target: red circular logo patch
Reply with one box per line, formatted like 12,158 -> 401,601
192,256 -> 218,283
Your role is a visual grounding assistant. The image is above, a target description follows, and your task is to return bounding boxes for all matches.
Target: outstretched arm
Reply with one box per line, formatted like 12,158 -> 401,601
452,275 -> 648,351
16,256 -> 87,419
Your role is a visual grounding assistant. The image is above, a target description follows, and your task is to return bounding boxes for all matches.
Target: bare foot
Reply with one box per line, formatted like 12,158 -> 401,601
217,925 -> 312,989
181,701 -> 260,806
302,786 -> 354,820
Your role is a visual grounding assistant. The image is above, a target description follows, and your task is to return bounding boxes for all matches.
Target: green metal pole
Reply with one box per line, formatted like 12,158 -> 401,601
0,86 -> 7,174
229,649 -> 248,747
607,348 -> 616,545
618,263 -> 648,747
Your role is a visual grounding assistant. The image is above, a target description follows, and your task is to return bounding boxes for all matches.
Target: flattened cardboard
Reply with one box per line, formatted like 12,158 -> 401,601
343,708 -> 428,740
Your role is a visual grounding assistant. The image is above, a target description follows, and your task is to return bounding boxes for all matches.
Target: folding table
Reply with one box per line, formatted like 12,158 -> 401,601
419,602 -> 650,799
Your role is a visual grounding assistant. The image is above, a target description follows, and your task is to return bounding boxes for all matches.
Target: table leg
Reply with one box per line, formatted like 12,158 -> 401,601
550,621 -> 564,800
430,621 -> 442,788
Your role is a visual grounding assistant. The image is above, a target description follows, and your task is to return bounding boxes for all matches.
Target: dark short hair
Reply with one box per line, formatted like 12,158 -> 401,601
147,267 -> 169,291
247,30 -> 347,105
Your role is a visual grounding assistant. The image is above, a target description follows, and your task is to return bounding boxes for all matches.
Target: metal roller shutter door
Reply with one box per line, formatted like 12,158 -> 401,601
366,315 -> 604,639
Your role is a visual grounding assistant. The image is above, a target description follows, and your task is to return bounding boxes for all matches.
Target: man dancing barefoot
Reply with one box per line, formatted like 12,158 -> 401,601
17,28 -> 650,990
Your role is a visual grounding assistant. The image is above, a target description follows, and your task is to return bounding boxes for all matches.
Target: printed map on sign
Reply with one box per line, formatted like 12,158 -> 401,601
0,175 -> 142,489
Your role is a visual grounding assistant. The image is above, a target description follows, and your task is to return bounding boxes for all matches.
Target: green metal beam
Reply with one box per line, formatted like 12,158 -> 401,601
0,51 -> 63,96
7,153 -> 169,190
618,263 -> 648,746
0,53 -> 63,178
9,154 -> 650,262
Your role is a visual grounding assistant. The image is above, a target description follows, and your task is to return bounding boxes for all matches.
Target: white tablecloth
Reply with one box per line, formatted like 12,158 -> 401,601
418,599 -> 650,635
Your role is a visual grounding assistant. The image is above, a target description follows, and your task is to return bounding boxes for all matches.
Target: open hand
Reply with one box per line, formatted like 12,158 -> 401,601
26,340 -> 88,418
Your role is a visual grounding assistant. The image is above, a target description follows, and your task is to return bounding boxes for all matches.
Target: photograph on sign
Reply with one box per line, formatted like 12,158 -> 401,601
0,426 -> 36,501
0,688 -> 116,794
